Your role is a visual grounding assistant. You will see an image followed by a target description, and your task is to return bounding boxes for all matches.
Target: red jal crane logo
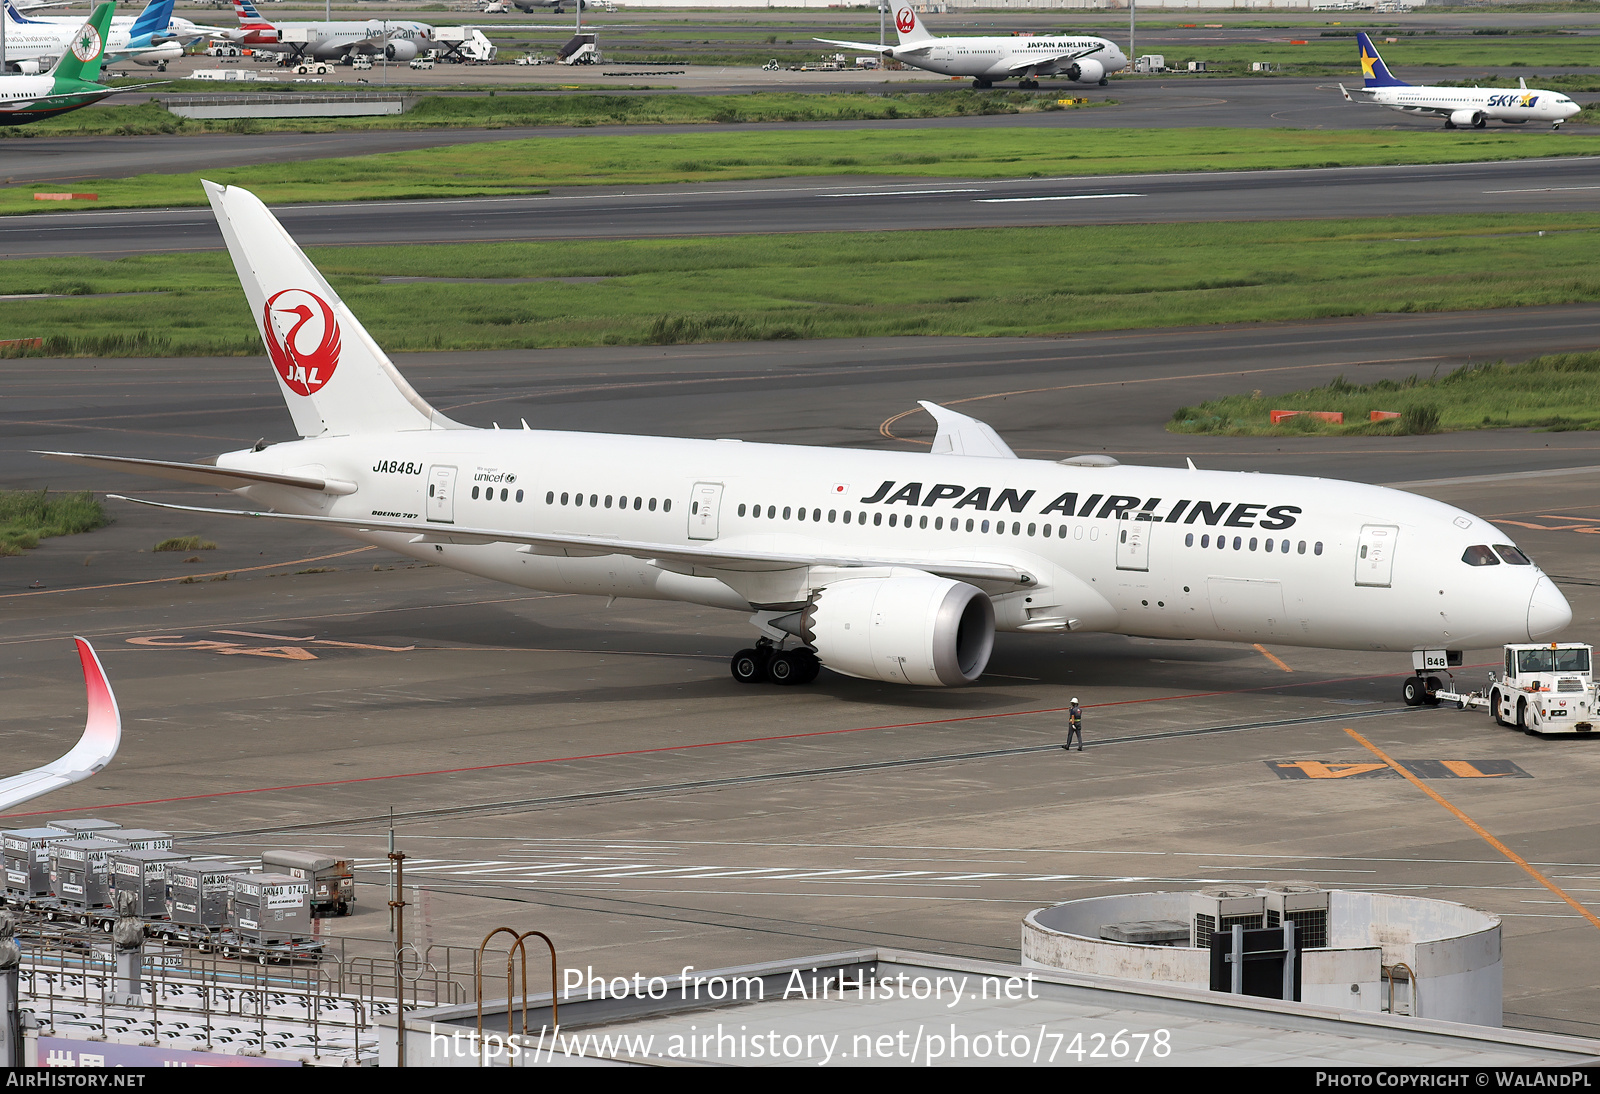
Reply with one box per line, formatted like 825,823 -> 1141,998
263,289 -> 341,396
896,7 -> 916,33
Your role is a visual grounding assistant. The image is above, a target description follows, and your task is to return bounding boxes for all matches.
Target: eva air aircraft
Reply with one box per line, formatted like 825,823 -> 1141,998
43,185 -> 1571,692
1340,31 -> 1578,129
0,3 -> 153,125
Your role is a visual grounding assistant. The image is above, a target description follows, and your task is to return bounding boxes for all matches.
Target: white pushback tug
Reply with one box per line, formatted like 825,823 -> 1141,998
1423,642 -> 1598,735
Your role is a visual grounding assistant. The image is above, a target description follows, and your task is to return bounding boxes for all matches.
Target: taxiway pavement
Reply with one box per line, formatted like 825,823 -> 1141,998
3,318 -> 1600,1034
7,157 -> 1600,260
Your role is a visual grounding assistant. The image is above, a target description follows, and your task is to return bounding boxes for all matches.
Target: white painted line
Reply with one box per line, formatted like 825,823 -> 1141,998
1483,185 -> 1600,194
976,193 -> 1145,203
825,188 -> 989,197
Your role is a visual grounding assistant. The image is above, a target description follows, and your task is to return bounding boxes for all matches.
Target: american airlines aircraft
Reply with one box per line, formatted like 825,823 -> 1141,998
1340,31 -> 1578,129
816,6 -> 1125,89
43,183 -> 1570,694
227,0 -> 434,63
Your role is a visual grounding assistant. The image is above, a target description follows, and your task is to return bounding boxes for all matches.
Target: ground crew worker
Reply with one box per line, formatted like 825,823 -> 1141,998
1063,698 -> 1083,751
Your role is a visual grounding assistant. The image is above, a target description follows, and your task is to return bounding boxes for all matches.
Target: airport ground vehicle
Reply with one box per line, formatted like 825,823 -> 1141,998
1408,643 -> 1597,735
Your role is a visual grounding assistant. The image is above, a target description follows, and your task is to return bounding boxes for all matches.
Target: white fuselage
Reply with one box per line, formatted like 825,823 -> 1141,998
1,11 -> 196,66
239,19 -> 432,59
895,35 -> 1126,82
216,428 -> 1562,655
1368,84 -> 1578,125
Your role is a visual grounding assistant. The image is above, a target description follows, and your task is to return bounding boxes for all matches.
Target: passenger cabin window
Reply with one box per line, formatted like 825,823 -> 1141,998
1462,545 -> 1500,567
1494,545 -> 1532,566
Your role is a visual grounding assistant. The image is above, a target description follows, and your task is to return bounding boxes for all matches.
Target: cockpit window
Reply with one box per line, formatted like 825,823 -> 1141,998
1494,545 -> 1532,566
1461,545 -> 1499,567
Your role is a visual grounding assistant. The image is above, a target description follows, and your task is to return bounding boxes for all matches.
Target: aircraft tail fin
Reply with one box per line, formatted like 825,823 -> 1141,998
232,0 -> 268,25
1356,31 -> 1408,88
202,181 -> 466,438
890,3 -> 933,46
49,3 -> 114,83
5,1 -> 41,25
127,0 -> 176,39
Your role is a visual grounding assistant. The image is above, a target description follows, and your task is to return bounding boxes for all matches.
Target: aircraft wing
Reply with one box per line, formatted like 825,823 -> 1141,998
108,495 -> 1036,587
813,37 -> 893,54
0,639 -> 121,814
37,450 -> 356,493
1005,43 -> 1102,74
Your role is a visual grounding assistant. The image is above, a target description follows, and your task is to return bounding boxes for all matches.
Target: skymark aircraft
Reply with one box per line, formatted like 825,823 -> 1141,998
816,6 -> 1125,89
43,183 -> 1571,692
1340,31 -> 1578,129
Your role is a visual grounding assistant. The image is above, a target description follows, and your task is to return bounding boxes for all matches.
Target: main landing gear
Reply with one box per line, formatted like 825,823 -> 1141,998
730,639 -> 821,686
1401,675 -> 1443,707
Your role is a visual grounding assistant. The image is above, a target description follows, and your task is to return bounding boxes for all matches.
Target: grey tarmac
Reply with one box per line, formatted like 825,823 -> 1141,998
3,314 -> 1600,1037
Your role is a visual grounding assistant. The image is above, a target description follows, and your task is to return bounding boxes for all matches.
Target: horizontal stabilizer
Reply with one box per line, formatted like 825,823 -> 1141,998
109,495 -> 1035,588
37,450 -> 355,494
812,37 -> 890,54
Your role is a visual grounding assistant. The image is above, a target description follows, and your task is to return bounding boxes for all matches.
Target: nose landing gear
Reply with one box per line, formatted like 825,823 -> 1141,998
730,640 -> 820,685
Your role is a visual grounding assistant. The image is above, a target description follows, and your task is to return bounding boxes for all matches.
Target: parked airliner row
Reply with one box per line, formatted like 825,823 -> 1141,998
43,184 -> 1570,693
1341,31 -> 1578,129
816,6 -> 1124,89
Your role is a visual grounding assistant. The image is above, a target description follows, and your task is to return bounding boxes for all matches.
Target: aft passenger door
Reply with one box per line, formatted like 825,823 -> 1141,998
1355,524 -> 1398,587
1115,514 -> 1149,572
426,465 -> 456,524
688,482 -> 723,541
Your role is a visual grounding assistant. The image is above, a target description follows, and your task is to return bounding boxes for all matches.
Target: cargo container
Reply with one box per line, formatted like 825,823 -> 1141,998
45,818 -> 121,837
3,828 -> 78,901
166,861 -> 248,931
111,849 -> 188,919
229,873 -> 311,946
261,850 -> 355,916
49,837 -> 125,913
103,829 -> 173,852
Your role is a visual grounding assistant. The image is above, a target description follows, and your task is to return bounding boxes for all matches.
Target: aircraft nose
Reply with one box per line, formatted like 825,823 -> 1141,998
1528,576 -> 1572,640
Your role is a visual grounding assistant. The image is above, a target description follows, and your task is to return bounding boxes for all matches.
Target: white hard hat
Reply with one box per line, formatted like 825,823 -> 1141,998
1071,697 -> 1079,704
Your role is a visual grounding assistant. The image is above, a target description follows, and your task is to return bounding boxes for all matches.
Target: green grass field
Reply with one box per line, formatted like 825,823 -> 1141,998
0,490 -> 108,556
1169,351 -> 1600,436
5,214 -> 1600,356
2,126 -> 1594,213
1,89 -> 1089,139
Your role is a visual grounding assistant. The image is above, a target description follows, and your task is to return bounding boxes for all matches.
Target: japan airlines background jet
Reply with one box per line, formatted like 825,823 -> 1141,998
816,5 -> 1125,89
43,183 -> 1570,689
1340,31 -> 1578,129
0,639 -> 121,814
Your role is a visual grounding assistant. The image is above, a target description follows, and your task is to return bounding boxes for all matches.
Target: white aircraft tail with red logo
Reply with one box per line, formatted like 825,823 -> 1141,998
892,4 -> 933,46
203,181 -> 464,438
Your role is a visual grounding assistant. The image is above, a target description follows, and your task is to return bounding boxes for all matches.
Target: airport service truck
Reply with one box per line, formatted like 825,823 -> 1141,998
1407,643 -> 1598,735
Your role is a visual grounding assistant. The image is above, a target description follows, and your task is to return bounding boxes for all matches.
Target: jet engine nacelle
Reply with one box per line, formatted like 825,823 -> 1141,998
1449,108 -> 1486,129
806,576 -> 995,687
1066,57 -> 1104,84
385,40 -> 419,61
15,59 -> 42,75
